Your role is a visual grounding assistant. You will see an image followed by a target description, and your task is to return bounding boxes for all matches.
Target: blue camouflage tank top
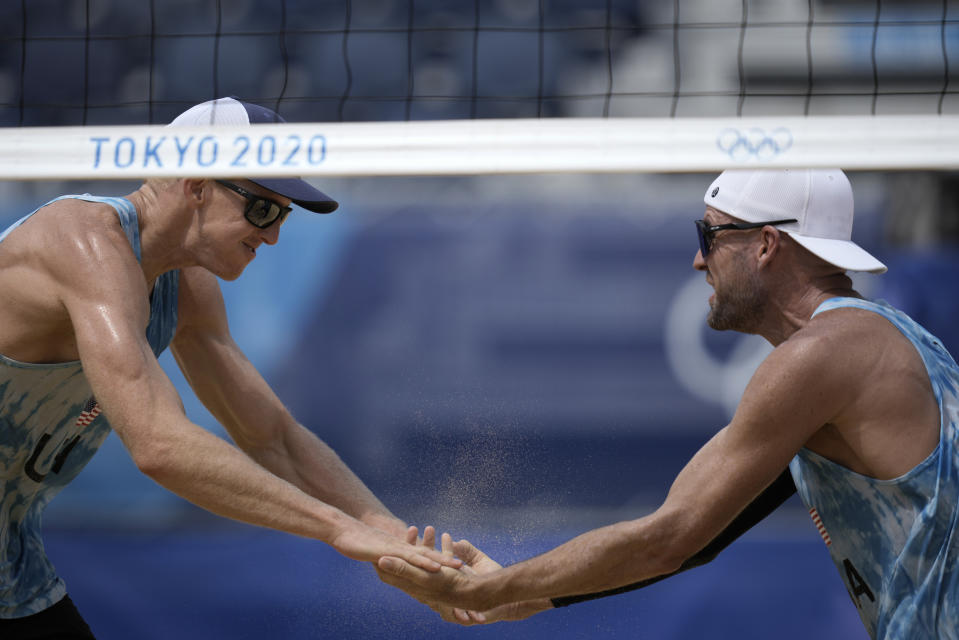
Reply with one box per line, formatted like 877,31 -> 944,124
789,297 -> 959,639
0,195 -> 179,618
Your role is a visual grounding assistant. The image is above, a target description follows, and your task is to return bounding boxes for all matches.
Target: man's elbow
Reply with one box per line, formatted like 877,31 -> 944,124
643,508 -> 705,576
651,547 -> 688,578
125,431 -> 179,482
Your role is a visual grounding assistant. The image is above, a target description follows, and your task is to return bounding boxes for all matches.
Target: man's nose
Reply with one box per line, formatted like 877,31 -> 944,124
260,222 -> 281,246
693,249 -> 707,271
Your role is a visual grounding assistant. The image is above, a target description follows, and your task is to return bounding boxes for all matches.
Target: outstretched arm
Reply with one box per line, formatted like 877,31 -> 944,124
171,267 -> 407,536
377,335 -> 845,610
55,218 -> 451,571
550,469 -> 796,607
390,470 -> 794,625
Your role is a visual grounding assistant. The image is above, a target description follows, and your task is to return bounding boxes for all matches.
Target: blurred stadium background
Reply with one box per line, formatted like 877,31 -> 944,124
3,0 -> 959,638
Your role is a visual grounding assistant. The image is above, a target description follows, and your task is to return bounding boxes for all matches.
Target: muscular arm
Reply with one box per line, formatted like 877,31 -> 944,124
171,267 -> 406,536
378,332 -> 848,610
417,470 -> 797,623
51,212 -> 442,568
550,469 -> 796,607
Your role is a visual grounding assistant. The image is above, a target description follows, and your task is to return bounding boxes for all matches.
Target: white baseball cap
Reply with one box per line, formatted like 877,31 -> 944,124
168,97 -> 338,214
704,168 -> 886,274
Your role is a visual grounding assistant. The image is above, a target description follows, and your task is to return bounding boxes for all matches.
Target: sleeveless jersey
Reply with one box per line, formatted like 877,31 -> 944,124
0,196 -> 179,617
789,297 -> 959,639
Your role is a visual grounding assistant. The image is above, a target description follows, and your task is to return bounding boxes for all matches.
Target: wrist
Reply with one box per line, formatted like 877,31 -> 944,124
322,507 -> 355,544
469,572 -> 502,611
362,511 -> 407,538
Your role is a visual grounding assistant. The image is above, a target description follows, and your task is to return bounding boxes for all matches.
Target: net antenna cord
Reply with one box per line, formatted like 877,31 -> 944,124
3,115 -> 959,180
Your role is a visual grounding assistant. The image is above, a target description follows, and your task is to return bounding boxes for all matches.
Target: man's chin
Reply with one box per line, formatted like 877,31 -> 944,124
706,313 -> 727,332
707,304 -> 763,335
706,304 -> 734,332
215,264 -> 247,282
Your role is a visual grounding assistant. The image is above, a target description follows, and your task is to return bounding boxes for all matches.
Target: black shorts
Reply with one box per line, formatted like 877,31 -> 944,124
0,595 -> 96,640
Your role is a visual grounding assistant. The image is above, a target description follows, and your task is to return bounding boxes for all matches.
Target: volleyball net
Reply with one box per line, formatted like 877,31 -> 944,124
2,0 -> 959,179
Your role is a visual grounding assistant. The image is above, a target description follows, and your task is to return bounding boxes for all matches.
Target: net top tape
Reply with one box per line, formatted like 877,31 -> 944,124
2,115 -> 958,179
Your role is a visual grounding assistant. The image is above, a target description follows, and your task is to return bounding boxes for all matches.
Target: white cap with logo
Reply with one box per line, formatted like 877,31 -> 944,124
704,168 -> 886,274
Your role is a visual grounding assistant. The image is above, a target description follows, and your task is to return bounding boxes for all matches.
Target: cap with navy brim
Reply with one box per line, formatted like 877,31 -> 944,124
167,97 -> 338,214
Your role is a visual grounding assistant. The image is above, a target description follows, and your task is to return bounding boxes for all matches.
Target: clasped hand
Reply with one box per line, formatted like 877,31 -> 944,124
376,525 -> 547,625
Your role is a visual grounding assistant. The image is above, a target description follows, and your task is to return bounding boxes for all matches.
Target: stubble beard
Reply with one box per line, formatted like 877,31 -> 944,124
706,258 -> 766,334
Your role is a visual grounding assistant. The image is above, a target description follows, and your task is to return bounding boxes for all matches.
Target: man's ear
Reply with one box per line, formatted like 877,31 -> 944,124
756,226 -> 783,268
183,178 -> 208,204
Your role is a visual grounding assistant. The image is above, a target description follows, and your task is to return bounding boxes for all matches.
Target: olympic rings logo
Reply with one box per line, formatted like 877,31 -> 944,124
716,127 -> 793,161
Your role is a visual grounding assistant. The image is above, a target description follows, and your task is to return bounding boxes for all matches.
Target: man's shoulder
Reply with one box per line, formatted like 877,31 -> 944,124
44,198 -> 132,256
776,303 -> 917,387
24,195 -> 116,217
799,302 -> 894,344
0,197 -> 141,296
6,197 -> 125,247
770,306 -> 891,379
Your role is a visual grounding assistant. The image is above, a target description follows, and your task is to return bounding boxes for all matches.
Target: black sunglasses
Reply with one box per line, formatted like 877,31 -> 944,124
215,180 -> 293,229
695,218 -> 797,257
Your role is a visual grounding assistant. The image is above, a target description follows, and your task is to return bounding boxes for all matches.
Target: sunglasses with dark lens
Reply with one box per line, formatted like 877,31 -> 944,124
694,218 -> 797,257
214,180 -> 293,229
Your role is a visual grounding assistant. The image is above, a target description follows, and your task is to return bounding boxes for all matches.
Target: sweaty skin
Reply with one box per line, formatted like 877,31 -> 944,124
0,180 -> 459,572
